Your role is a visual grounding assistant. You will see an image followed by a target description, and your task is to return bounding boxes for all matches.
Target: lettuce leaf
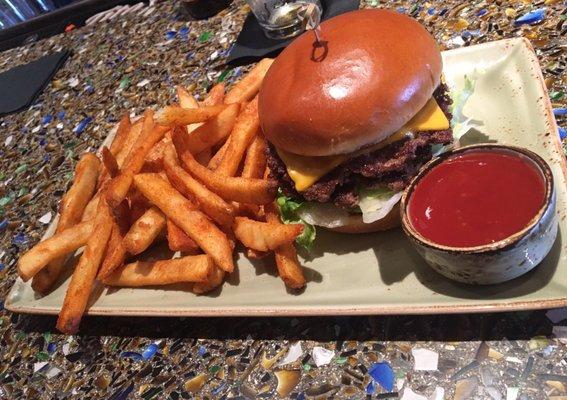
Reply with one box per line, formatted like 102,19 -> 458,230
357,187 -> 403,223
450,73 -> 481,141
276,189 -> 316,250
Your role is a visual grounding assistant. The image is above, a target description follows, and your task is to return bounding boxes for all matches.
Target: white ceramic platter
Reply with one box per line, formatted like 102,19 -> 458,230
6,38 -> 567,317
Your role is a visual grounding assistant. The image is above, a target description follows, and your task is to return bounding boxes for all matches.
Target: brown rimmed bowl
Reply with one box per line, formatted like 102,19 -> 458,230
400,144 -> 558,285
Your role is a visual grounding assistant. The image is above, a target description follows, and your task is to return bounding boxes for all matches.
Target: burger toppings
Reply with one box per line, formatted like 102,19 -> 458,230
268,83 -> 454,210
275,94 -> 451,192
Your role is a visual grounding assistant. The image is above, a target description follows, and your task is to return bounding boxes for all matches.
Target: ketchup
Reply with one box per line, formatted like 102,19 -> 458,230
408,149 -> 546,247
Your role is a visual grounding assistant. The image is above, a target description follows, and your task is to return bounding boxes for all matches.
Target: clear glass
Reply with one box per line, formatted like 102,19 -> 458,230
246,0 -> 322,40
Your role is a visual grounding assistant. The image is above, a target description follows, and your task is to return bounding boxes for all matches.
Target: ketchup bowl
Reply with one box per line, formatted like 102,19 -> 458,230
400,144 -> 558,285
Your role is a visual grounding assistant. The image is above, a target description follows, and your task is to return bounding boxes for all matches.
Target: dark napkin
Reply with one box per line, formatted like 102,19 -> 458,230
227,0 -> 360,66
0,50 -> 70,117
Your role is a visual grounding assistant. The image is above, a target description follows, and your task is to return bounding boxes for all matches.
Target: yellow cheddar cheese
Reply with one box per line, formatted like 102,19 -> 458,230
277,97 -> 450,192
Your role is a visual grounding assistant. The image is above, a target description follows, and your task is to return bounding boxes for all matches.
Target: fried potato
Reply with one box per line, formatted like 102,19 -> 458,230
233,217 -> 303,251
195,149 -> 212,166
192,265 -> 225,294
176,85 -> 199,109
235,134 -> 268,219
97,201 -> 130,280
143,138 -> 166,172
271,241 -> 306,289
102,255 -> 213,287
80,193 -> 100,222
109,114 -> 132,157
123,206 -> 166,256
177,85 -> 205,135
115,119 -> 143,168
225,58 -> 274,104
215,97 -> 260,177
208,136 -> 230,170
155,104 -> 227,126
18,220 -> 94,282
201,83 -> 225,106
30,153 -> 100,293
265,203 -> 306,289
166,219 -> 200,253
242,134 -> 267,179
173,141 -> 276,204
246,249 -> 270,259
56,199 -> 114,334
174,103 -> 239,155
58,153 -> 101,229
134,173 -> 234,272
106,109 -> 169,207
101,146 -> 119,178
127,189 -> 151,224
163,140 -> 235,229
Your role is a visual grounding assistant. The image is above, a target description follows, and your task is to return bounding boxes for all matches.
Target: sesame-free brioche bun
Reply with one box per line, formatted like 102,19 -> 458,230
258,9 -> 442,157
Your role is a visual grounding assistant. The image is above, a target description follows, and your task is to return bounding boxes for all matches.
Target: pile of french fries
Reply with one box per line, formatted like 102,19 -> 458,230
17,58 -> 307,334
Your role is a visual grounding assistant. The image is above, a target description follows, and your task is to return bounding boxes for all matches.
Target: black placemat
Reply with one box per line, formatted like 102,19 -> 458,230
227,0 -> 360,66
0,50 -> 70,117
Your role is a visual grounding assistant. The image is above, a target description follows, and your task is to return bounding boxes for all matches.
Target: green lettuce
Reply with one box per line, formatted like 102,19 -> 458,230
276,189 -> 316,250
450,73 -> 480,141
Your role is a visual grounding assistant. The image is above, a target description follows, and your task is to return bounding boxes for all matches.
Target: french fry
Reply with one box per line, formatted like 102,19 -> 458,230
176,85 -> 199,109
101,146 -> 119,178
271,241 -> 306,289
127,188 -> 151,224
58,153 -> 101,228
173,103 -> 239,155
143,138 -> 166,172
98,115 -> 131,185
163,140 -> 235,229
177,85 -> 203,134
115,119 -> 143,168
201,83 -> 225,106
208,136 -> 230,170
109,114 -> 132,157
18,220 -> 94,282
192,265 -> 225,294
123,206 -> 167,256
56,199 -> 114,334
106,109 -> 169,207
97,222 -> 127,280
215,97 -> 260,177
174,142 -> 276,204
236,134 -> 268,219
81,193 -> 100,222
166,219 -> 200,253
233,217 -> 303,252
242,135 -> 267,179
265,204 -> 306,289
155,105 -> 227,126
102,255 -> 213,287
246,249 -> 270,259
30,153 -> 100,293
134,173 -> 234,272
97,201 -> 130,279
225,58 -> 274,104
195,150 -> 212,165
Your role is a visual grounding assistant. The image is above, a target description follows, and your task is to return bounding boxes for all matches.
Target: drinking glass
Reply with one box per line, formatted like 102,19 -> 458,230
246,0 -> 322,40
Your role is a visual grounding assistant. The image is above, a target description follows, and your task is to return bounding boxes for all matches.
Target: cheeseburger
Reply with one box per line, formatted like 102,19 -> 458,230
258,9 -> 453,237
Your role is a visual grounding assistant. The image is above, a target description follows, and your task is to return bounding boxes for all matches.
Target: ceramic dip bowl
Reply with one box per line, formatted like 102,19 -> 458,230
400,144 -> 558,285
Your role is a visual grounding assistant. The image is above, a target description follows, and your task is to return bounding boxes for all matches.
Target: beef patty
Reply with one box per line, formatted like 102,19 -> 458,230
267,83 -> 454,209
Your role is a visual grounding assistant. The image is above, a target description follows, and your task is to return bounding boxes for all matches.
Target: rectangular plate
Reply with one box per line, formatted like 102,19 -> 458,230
6,38 -> 567,317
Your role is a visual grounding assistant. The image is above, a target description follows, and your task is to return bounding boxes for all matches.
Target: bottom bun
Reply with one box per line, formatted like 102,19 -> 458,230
324,202 -> 401,234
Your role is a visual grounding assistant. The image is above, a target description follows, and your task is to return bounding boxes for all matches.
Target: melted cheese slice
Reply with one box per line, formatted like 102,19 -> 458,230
278,97 -> 450,191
